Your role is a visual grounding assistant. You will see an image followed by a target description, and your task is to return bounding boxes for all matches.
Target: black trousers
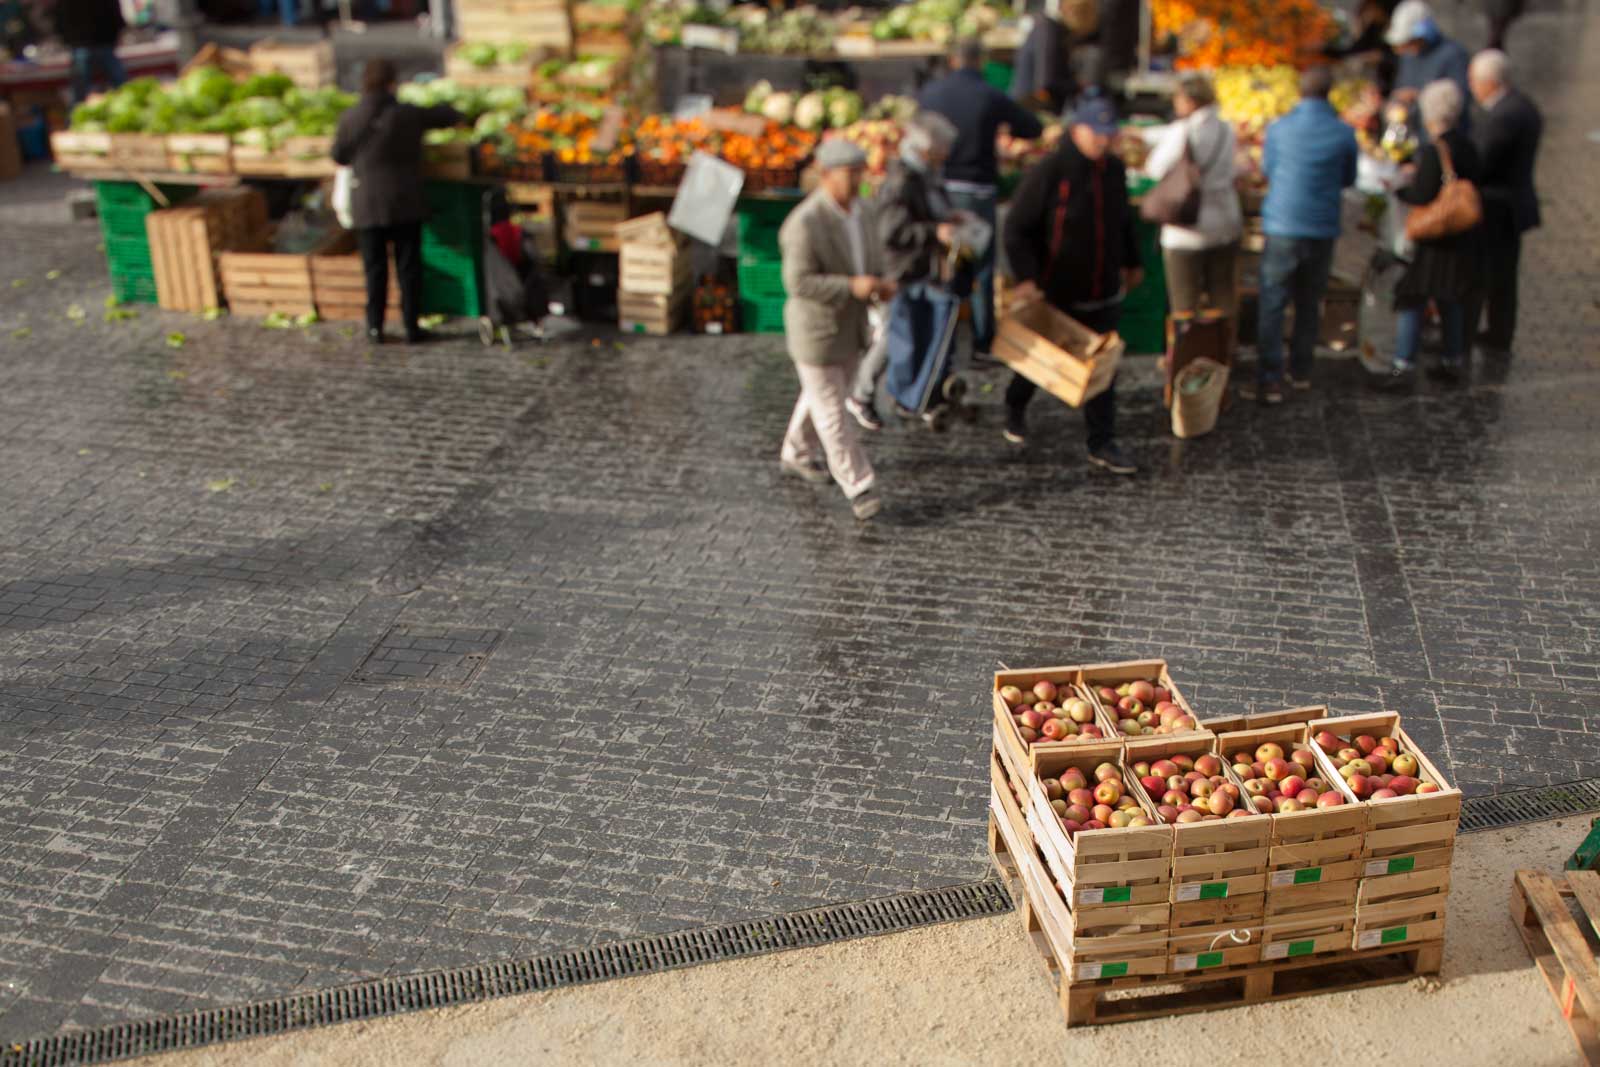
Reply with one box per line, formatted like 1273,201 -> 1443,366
1469,223 -> 1522,352
1004,302 -> 1119,450
357,221 -> 423,332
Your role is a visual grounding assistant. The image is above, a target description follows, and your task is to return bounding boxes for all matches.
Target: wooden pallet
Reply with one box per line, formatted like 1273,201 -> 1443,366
1512,869 -> 1600,1064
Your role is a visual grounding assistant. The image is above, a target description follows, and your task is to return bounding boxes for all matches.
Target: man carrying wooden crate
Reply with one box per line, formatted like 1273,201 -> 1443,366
778,139 -> 895,522
999,91 -> 1141,475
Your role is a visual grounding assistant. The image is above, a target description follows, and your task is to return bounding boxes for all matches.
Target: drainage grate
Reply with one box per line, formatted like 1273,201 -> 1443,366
350,625 -> 502,687
0,880 -> 1012,1067
1459,777 -> 1600,832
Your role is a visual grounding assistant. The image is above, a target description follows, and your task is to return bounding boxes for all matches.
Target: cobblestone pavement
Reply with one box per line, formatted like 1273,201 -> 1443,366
1,4 -> 1598,1043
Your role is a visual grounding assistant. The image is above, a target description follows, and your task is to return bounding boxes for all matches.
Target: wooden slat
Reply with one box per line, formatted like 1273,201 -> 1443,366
1517,871 -> 1600,1041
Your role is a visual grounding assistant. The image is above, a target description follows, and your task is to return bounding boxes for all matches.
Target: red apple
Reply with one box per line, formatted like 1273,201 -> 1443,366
1280,776 -> 1305,798
1032,680 -> 1059,703
1208,791 -> 1234,816
1276,797 -> 1304,813
1065,803 -> 1091,823
1041,719 -> 1068,740
1415,782 -> 1440,794
1129,680 -> 1157,705
1141,775 -> 1167,795
1354,735 -> 1379,754
1255,742 -> 1285,762
1060,769 -> 1088,791
1091,803 -> 1115,823
1389,775 -> 1419,795
1019,726 -> 1038,742
1316,791 -> 1346,808
1153,686 -> 1171,705
1195,754 -> 1222,776
1094,762 -> 1120,783
1264,758 -> 1292,781
1370,788 -> 1399,800
1157,804 -> 1179,821
1094,781 -> 1122,805
1313,731 -> 1342,754
1392,753 -> 1419,776
1021,709 -> 1046,730
1068,787 -> 1095,808
1175,810 -> 1204,823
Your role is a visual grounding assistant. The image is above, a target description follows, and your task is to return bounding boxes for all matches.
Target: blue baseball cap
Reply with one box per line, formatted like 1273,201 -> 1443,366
1068,93 -> 1119,137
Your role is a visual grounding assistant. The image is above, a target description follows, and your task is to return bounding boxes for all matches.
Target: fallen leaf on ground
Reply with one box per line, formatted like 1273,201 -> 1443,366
65,304 -> 86,322
10,279 -> 25,289
166,370 -> 187,380
166,332 -> 186,349
317,482 -> 334,492
202,307 -> 225,321
205,477 -> 236,493
46,270 -> 62,281
11,327 -> 30,340
76,448 -> 92,456
419,314 -> 446,328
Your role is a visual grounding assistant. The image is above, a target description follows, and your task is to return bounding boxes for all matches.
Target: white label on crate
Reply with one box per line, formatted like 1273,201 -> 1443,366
1175,881 -> 1229,902
1172,952 -> 1224,971
1079,888 -> 1106,905
1075,961 -> 1129,980
1263,942 -> 1289,960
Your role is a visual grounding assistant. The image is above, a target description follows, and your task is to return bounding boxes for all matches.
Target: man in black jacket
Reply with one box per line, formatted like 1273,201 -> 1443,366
1466,49 -> 1541,360
54,0 -> 126,103
332,60 -> 464,345
919,38 -> 1044,366
1001,92 -> 1140,475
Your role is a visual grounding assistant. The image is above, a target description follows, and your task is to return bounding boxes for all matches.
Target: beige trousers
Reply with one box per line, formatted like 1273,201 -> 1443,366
781,354 -> 876,500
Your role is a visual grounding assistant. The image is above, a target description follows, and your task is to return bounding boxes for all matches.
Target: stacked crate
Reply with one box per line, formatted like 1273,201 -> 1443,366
1309,712 -> 1460,954
421,181 -> 484,317
146,187 -> 269,313
94,181 -> 198,304
248,39 -> 336,90
564,198 -> 626,253
572,2 -> 637,58
987,662 -> 1453,1028
735,201 -> 792,335
616,212 -> 691,335
1215,720 -> 1366,963
454,0 -> 571,50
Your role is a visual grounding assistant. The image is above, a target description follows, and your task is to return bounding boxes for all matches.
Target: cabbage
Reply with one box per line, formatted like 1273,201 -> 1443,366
483,86 -> 525,112
744,79 -> 772,114
793,91 -> 826,132
826,89 -> 861,129
119,77 -> 162,103
461,42 -> 499,68
178,66 -> 236,113
761,92 -> 794,125
497,42 -> 529,64
236,73 -> 294,100
70,100 -> 109,129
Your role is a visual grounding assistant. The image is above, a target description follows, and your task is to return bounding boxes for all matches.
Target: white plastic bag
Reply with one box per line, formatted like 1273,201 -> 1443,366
332,166 -> 357,231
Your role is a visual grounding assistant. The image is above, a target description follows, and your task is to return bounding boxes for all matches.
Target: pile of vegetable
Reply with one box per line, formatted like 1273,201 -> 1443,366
729,7 -> 834,55
742,82 -> 864,132
871,0 -> 1001,43
70,69 -> 355,146
635,113 -> 817,175
457,42 -> 533,69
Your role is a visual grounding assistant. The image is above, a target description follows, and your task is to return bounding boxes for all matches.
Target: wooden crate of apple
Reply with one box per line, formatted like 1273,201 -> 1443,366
1307,722 -> 1444,803
1225,737 -> 1355,814
1131,751 -> 1262,823
998,678 -> 1110,746
1080,661 -> 1202,737
1039,758 -> 1156,835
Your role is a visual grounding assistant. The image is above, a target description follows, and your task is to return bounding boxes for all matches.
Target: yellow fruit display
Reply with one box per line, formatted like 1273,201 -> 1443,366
1215,66 -> 1300,136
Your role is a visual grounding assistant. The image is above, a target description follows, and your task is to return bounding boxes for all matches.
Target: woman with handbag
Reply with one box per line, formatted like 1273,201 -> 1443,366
332,60 -> 465,345
1374,78 -> 1482,389
1143,73 -> 1242,337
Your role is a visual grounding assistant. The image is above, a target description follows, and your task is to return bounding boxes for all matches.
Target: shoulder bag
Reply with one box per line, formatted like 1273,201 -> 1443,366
1403,139 -> 1482,241
1140,116 -> 1228,228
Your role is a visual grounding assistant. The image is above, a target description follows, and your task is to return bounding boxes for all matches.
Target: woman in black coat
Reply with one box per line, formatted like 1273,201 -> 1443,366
1378,78 -> 1482,388
332,60 -> 463,344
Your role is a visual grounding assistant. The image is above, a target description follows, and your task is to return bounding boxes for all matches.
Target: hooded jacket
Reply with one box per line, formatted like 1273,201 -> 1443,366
1003,137 -> 1140,311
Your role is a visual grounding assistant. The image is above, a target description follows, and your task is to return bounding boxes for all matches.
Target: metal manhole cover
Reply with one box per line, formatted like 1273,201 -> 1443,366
351,625 -> 503,687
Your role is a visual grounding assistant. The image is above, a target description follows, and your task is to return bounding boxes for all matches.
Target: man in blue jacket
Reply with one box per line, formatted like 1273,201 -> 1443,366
919,38 -> 1044,366
1251,66 -> 1358,405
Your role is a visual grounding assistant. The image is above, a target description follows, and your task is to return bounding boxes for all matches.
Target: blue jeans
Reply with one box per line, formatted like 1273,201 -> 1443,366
1394,302 -> 1466,370
946,187 -> 997,356
69,47 -> 126,103
1256,235 -> 1334,386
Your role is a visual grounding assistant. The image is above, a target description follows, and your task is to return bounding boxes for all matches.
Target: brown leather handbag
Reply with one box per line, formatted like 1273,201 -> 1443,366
1141,119 -> 1228,228
1404,140 -> 1482,241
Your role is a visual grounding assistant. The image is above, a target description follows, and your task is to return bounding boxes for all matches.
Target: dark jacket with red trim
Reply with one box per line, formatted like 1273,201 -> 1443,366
1003,138 -> 1140,311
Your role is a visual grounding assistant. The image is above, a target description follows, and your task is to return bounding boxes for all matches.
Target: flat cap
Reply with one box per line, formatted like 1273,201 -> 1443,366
815,137 -> 868,170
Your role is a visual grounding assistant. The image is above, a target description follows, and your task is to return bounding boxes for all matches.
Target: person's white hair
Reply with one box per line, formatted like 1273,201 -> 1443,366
1418,78 -> 1464,132
1470,49 -> 1510,87
903,110 -> 959,157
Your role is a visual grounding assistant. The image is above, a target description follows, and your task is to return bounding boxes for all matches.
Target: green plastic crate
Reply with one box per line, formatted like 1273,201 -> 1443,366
740,296 -> 785,334
983,61 -> 1014,93
736,260 -> 785,299
110,272 -> 159,304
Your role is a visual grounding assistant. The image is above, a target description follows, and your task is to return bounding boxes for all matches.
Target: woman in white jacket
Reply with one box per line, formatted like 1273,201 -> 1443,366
1144,73 -> 1243,335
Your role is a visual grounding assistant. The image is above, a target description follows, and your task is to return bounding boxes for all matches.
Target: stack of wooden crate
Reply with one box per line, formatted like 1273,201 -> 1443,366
219,229 -> 350,319
248,39 -> 336,90
616,212 -> 691,335
454,0 -> 571,51
145,188 -> 269,313
311,236 -> 400,324
987,662 -> 1456,1028
564,198 -> 625,253
572,2 -> 637,58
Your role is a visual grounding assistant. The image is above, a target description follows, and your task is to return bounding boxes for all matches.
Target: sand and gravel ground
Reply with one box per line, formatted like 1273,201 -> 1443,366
126,814 -> 1587,1067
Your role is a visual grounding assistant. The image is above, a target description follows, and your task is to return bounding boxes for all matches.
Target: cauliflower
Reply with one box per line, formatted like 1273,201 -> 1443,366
793,91 -> 826,132
762,91 -> 795,125
744,79 -> 773,115
826,89 -> 862,129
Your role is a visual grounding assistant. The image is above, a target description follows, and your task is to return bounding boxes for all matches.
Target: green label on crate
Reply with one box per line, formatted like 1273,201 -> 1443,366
1199,881 -> 1229,900
1100,961 -> 1128,978
1287,939 -> 1316,958
1387,856 -> 1416,875
1196,951 -> 1224,969
1102,886 -> 1132,903
1294,867 -> 1323,885
631,323 -> 646,333
1381,925 -> 1408,945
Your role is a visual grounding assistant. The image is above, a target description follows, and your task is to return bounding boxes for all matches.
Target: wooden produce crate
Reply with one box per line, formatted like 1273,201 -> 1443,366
249,38 -> 336,90
231,137 -> 332,179
110,133 -> 169,172
1243,704 -> 1333,730
994,300 -> 1123,408
564,198 -> 626,253
50,130 -> 114,171
1080,659 -> 1203,739
1510,869 -> 1600,1064
992,665 -> 1109,783
1015,808 -> 1170,983
1025,743 -> 1173,916
456,0 -> 571,45
181,42 -> 252,80
618,290 -> 689,335
443,42 -> 542,89
1261,907 -> 1359,962
988,748 -> 1032,869
165,133 -> 232,175
219,229 -> 347,318
311,241 -> 401,324
1353,869 -> 1448,951
1307,713 -> 1461,883
620,238 -> 690,297
423,141 -> 474,181
145,188 -> 269,313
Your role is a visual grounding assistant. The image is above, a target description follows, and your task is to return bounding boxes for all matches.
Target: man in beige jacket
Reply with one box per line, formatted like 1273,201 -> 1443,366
778,140 -> 895,521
